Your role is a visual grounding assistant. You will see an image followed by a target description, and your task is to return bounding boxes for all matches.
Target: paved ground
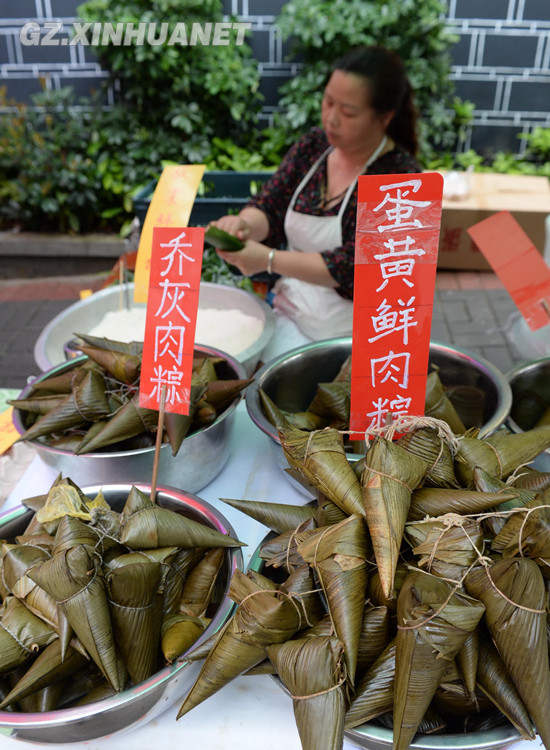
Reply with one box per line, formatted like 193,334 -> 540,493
430,270 -> 524,376
0,268 -> 526,391
0,272 -> 108,390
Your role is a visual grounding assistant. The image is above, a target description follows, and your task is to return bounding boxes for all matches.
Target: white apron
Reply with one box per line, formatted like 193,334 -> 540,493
260,137 -> 387,362
273,137 -> 387,341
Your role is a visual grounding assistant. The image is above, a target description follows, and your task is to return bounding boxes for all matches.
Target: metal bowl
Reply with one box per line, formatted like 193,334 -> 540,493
33,281 -> 275,377
506,356 -> 550,472
245,338 -> 512,495
345,722 -> 519,750
508,312 -> 550,361
13,344 -> 245,493
0,482 -> 243,744
247,535 -> 520,750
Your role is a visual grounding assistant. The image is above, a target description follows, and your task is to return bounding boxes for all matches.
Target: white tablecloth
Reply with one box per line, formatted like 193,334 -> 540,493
0,403 -> 542,750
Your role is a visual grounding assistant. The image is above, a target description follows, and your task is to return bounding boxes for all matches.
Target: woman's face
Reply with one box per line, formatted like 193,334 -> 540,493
321,70 -> 391,155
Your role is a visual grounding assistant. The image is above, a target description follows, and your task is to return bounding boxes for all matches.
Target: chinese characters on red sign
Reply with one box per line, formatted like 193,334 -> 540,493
350,172 -> 443,436
139,227 -> 204,415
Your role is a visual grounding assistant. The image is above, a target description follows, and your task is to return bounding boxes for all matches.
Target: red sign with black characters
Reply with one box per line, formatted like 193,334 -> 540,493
139,226 -> 204,415
350,172 -> 443,436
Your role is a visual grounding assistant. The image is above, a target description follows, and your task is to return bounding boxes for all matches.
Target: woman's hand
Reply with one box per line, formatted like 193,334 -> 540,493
209,215 -> 251,241
216,240 -> 272,277
209,206 -> 270,242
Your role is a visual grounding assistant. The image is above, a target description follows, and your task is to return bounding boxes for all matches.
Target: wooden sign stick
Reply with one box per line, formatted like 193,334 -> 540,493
150,384 -> 167,504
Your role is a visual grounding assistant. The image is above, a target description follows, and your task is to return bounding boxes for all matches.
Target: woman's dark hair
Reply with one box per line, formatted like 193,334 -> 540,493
332,45 -> 419,156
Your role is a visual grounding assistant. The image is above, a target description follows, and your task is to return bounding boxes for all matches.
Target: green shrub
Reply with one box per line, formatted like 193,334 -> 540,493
0,86 -> 110,233
76,0 -> 262,164
520,126 -> 550,164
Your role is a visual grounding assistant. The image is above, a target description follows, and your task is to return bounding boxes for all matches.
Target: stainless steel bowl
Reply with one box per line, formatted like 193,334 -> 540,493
346,722 -> 519,750
13,344 -> 246,493
0,483 -> 243,744
33,281 -> 276,377
506,356 -> 550,472
245,338 -> 512,495
247,535 -> 519,750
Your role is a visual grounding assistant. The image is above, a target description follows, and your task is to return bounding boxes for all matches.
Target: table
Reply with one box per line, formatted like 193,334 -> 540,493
0,403 -> 542,750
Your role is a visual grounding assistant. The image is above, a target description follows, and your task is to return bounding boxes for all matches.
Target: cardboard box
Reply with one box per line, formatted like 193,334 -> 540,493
437,172 -> 550,271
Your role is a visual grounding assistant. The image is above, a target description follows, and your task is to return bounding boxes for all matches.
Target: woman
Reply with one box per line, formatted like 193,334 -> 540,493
212,45 -> 422,355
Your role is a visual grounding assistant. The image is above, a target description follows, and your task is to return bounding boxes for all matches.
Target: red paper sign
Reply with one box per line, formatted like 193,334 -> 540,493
350,172 -> 443,436
139,227 -> 205,415
467,210 -> 550,331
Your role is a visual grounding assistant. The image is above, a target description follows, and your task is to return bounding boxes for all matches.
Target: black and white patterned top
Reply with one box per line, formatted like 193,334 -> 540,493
248,126 -> 422,299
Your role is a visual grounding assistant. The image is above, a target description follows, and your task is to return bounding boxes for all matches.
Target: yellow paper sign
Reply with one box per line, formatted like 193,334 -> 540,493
0,408 -> 19,456
134,164 -> 206,302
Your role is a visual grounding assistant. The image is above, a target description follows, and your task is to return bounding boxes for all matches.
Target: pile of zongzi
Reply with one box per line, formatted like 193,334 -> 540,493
178,416 -> 550,750
0,475 -> 243,711
258,354 -> 486,446
10,334 -> 252,455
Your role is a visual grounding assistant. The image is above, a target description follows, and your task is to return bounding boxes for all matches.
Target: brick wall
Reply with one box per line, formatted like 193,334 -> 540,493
0,0 -> 111,104
1,0 -> 549,156
445,0 -> 550,156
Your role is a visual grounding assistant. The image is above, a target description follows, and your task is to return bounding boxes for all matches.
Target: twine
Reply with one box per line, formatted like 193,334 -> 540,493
277,518 -> 336,626
321,415 -> 461,482
396,562 -> 476,632
444,503 -> 550,562
303,430 -> 317,465
398,510 -> 548,630
291,675 -> 347,701
504,503 -> 550,558
69,367 -> 81,391
310,525 -> 334,568
421,513 -> 469,571
307,524 -> 335,620
107,598 -> 157,613
284,529 -> 297,574
505,464 -> 538,485
423,439 -> 446,484
362,466 -> 414,493
240,542 -> 326,630
369,415 -> 461,454
57,497 -> 117,553
286,586 -> 324,630
343,415 -> 461,453
473,440 -> 504,477
298,416 -> 460,496
73,395 -> 92,421
57,557 -> 99,605
237,587 -> 314,630
479,559 -> 546,614
104,382 -> 137,417
285,518 -> 315,575
90,523 -> 123,555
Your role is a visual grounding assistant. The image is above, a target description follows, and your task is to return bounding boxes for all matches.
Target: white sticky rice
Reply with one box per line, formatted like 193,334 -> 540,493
87,306 -> 264,357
